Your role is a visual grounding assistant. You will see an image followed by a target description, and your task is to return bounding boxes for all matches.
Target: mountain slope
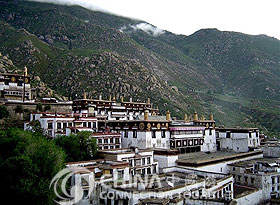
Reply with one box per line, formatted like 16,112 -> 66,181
1,1 -> 280,136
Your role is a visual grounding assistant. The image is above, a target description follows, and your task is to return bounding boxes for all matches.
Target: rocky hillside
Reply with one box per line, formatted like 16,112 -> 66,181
0,1 -> 280,136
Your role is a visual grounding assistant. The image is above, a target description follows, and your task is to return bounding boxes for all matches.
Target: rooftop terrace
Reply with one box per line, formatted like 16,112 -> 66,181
177,150 -> 263,167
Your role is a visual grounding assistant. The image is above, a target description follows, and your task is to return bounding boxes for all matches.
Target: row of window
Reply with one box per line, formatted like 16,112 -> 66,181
99,145 -> 120,150
170,138 -> 204,148
4,90 -> 30,96
172,130 -> 202,135
48,121 -> 97,129
233,174 -> 255,184
98,138 -> 120,144
124,130 -> 166,138
125,157 -> 152,167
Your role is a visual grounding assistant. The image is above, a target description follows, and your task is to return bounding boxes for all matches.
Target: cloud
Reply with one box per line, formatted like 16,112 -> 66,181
119,23 -> 165,37
130,23 -> 165,37
29,0 -> 108,13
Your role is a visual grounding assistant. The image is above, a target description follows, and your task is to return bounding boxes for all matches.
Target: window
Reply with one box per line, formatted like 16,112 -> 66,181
129,160 -> 133,166
68,123 -> 72,127
110,138 -> 114,143
245,176 -> 248,182
249,132 -> 252,138
272,177 -> 275,184
133,131 -> 137,138
88,122 -> 91,128
48,122 -> 53,129
147,168 -> 151,174
83,122 -> 87,127
63,123 -> 67,129
115,138 -> 120,144
141,169 -> 145,175
115,145 -> 120,149
104,146 -> 108,150
110,146 -> 114,149
161,130 -> 166,138
104,139 -> 108,144
98,139 -> 102,144
124,130 -> 128,138
142,158 -> 145,165
57,123 -> 61,129
83,190 -> 89,199
135,159 -> 141,166
147,157 -> 151,164
209,129 -> 212,135
226,132 -> 231,138
251,178 -> 255,184
118,170 -> 124,178
152,131 -> 156,138
153,165 -> 157,173
233,167 -> 235,172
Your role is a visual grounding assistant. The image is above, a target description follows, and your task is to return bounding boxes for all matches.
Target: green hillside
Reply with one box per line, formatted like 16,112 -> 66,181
0,0 -> 280,137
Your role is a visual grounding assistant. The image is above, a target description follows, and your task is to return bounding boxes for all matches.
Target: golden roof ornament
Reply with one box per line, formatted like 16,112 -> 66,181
166,110 -> 171,121
194,111 -> 198,121
210,113 -> 214,121
24,66 -> 28,76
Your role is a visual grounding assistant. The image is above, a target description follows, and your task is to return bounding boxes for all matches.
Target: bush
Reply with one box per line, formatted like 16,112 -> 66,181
0,105 -> 9,119
0,128 -> 65,204
15,105 -> 24,113
54,131 -> 97,162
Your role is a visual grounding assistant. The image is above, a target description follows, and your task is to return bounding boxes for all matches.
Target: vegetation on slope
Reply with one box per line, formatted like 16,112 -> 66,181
0,1 -> 280,136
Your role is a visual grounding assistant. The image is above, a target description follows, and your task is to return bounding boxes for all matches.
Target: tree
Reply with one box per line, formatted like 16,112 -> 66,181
44,104 -> 51,112
14,105 -> 23,113
27,120 -> 45,135
36,103 -> 43,112
0,105 -> 9,119
54,131 -> 97,162
0,128 -> 65,205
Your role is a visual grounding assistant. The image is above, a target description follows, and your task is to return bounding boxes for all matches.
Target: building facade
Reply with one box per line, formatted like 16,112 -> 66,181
99,147 -> 159,176
0,72 -> 31,101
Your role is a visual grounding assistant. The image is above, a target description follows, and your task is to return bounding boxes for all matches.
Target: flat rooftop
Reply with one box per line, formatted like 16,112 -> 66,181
216,127 -> 259,132
229,157 -> 280,167
99,147 -> 152,154
177,150 -> 263,167
233,184 -> 258,199
109,171 -> 205,192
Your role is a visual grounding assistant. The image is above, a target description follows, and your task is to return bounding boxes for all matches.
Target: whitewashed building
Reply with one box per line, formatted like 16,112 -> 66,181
229,158 -> 280,202
99,147 -> 159,176
24,112 -> 98,138
0,72 -> 32,101
90,132 -> 121,150
216,127 -> 260,151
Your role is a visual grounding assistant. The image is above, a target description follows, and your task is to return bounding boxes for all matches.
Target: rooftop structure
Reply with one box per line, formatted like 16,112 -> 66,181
99,147 -> 158,176
24,112 -> 98,137
229,157 -> 280,201
216,127 -> 260,150
90,132 -> 121,150
0,72 -> 32,101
